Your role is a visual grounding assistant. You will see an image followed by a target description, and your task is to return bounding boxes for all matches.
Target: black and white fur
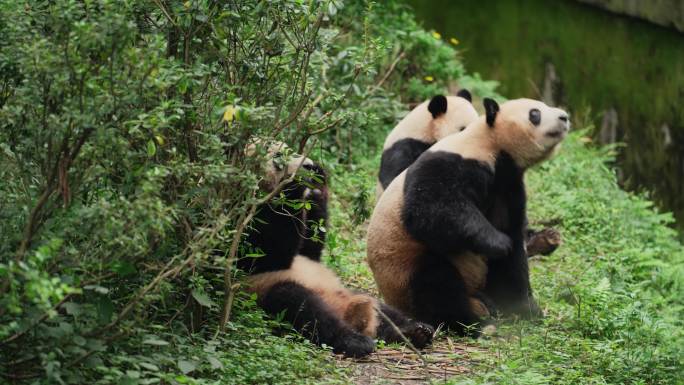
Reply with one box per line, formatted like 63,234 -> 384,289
241,141 -> 434,357
377,90 -> 478,198
367,99 -> 570,334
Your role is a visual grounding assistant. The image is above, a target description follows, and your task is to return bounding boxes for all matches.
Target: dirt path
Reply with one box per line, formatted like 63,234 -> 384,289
336,338 -> 484,385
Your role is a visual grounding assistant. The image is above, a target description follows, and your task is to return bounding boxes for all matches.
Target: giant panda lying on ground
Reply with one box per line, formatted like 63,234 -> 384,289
240,140 -> 434,357
367,98 -> 570,334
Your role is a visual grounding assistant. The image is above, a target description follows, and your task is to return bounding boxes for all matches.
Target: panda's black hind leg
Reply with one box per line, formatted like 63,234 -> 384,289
376,302 -> 434,349
409,253 -> 482,336
258,280 -> 375,358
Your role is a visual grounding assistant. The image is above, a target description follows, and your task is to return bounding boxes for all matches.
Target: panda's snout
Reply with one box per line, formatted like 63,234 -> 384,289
557,113 -> 570,131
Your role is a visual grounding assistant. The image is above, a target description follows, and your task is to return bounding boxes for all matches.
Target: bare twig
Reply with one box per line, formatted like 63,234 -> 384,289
370,51 -> 405,93
152,0 -> 177,27
216,196 -> 256,334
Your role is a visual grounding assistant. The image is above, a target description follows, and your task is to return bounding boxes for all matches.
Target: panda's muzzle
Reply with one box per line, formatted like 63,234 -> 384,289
546,130 -> 564,139
547,115 -> 570,138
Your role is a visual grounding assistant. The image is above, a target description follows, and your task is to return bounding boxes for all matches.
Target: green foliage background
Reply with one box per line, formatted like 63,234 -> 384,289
0,1 -> 681,384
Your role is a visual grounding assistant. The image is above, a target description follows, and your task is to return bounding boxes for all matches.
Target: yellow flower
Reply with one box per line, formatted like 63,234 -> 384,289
450,37 -> 460,45
424,76 -> 434,82
223,105 -> 236,122
431,31 -> 441,40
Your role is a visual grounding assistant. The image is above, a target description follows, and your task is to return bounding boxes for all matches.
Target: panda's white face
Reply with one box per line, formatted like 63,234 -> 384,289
435,96 -> 479,138
245,140 -> 314,192
494,98 -> 570,168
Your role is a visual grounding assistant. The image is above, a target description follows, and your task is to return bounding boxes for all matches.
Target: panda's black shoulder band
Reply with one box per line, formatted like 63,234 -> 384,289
427,95 -> 448,118
483,98 -> 499,127
456,89 -> 472,102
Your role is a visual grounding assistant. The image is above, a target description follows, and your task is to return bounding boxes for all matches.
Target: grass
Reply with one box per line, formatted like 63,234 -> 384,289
322,131 -> 684,385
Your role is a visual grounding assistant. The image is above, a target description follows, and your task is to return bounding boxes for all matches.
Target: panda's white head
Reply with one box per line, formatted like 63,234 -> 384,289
245,139 -> 320,193
428,90 -> 479,138
483,98 -> 570,168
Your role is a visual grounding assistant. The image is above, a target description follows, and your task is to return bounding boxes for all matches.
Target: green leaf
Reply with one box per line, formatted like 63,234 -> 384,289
178,359 -> 197,374
147,140 -> 156,157
142,337 -> 169,346
73,335 -> 87,346
96,297 -> 114,324
207,356 -> 223,370
138,362 -> 160,372
111,260 -> 137,276
62,302 -> 81,316
191,289 -> 216,308
84,285 -> 110,294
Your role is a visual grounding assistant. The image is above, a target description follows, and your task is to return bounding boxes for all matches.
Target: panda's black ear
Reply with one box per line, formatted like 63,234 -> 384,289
483,98 -> 499,127
456,89 -> 472,102
427,95 -> 448,118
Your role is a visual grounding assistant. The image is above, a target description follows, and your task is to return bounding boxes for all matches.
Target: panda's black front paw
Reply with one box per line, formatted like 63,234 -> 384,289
334,333 -> 375,358
401,321 -> 435,349
480,231 -> 512,259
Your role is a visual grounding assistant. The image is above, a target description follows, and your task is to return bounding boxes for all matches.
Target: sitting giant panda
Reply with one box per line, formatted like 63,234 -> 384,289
366,98 -> 569,334
240,140 -> 434,357
377,90 -> 478,198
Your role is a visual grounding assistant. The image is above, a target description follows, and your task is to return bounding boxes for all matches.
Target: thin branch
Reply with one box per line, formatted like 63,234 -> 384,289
370,50 -> 405,93
152,0 -> 177,27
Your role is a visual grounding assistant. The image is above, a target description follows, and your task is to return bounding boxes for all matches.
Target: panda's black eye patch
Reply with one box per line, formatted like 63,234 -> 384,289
529,108 -> 541,126
459,126 -> 466,132
272,152 -> 286,171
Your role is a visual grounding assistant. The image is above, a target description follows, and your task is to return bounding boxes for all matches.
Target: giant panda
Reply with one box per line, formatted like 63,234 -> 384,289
240,140 -> 434,357
366,98 -> 569,334
377,90 -> 478,198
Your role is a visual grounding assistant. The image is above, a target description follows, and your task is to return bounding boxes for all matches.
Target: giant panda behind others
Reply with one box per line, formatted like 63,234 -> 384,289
377,90 -> 478,198
241,140 -> 434,357
366,98 -> 570,334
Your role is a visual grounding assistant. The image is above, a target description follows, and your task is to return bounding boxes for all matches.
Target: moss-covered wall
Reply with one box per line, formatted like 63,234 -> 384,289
576,0 -> 684,32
